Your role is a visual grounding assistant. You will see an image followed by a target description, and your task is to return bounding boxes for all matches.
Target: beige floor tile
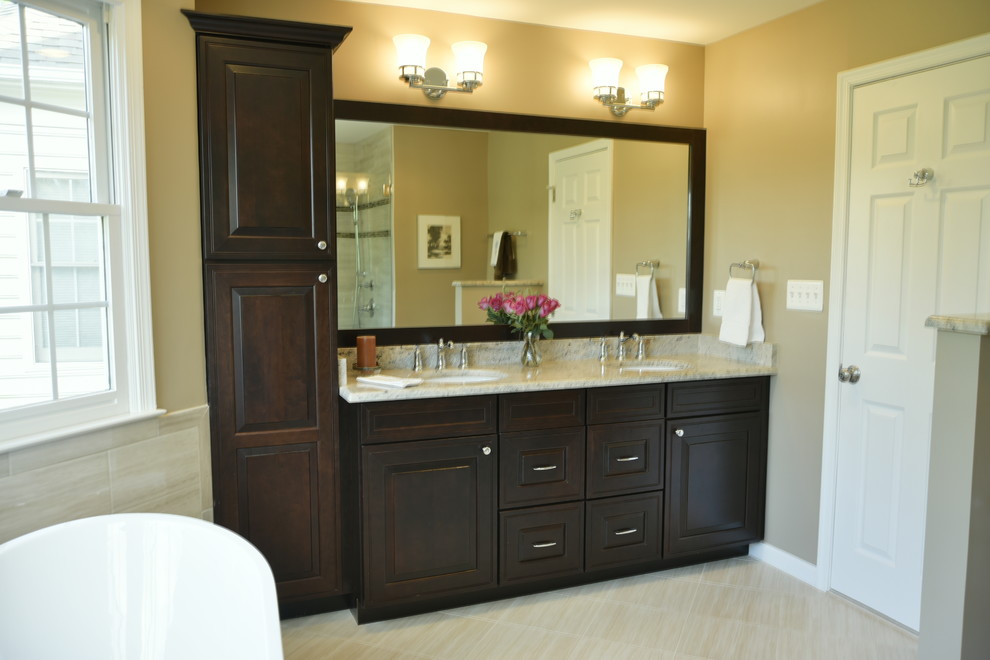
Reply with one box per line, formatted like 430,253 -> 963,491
700,557 -> 812,596
461,621 -> 581,659
363,611 -> 496,658
601,572 -> 701,611
584,601 -> 688,651
555,635 -> 677,659
690,581 -> 817,633
441,594 -> 517,621
499,590 -> 609,636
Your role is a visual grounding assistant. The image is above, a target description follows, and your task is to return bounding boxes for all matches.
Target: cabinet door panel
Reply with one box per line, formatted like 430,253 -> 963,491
665,412 -> 767,557
500,503 -> 584,584
207,264 -> 341,600
587,421 -> 664,498
360,396 -> 497,444
500,427 -> 586,508
499,390 -> 585,431
199,39 -> 333,260
362,436 -> 497,605
586,492 -> 662,569
587,384 -> 664,424
666,377 -> 768,418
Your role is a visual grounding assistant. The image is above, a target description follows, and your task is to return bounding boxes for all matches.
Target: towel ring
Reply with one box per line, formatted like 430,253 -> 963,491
636,260 -> 658,277
729,259 -> 759,279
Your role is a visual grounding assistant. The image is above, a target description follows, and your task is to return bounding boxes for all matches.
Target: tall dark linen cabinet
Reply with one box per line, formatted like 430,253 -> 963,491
184,11 -> 351,613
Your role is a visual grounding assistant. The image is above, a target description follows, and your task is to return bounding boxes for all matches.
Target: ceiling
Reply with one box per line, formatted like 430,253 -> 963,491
341,0 -> 823,45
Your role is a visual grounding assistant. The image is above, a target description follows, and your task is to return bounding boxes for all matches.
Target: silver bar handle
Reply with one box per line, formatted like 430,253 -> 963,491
532,541 -> 557,548
615,456 -> 639,462
615,528 -> 638,536
532,465 -> 558,471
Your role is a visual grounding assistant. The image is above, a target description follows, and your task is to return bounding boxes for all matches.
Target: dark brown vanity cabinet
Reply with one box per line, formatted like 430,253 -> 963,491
186,11 -> 352,611
664,378 -> 769,557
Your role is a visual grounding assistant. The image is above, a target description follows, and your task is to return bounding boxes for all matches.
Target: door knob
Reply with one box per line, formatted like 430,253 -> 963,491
838,364 -> 861,383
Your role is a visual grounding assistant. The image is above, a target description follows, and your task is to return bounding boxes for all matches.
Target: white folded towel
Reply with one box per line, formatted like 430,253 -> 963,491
490,231 -> 505,267
718,277 -> 765,346
635,274 -> 663,320
356,375 -> 424,389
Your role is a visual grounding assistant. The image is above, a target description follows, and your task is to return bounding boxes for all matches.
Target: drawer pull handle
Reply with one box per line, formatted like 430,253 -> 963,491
532,465 -> 558,471
614,528 -> 638,536
615,456 -> 639,462
532,541 -> 558,548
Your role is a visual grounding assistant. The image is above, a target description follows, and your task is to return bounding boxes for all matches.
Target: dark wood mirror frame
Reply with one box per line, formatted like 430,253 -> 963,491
334,100 -> 706,346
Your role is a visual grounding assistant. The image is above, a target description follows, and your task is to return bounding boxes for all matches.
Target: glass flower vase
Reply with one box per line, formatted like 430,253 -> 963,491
521,331 -> 542,368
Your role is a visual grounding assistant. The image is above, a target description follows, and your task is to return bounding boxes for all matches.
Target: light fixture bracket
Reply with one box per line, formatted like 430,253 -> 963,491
401,66 -> 481,100
595,86 -> 663,117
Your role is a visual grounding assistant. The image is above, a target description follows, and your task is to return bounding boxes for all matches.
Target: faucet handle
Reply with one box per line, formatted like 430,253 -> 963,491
460,345 -> 468,370
412,345 -> 423,372
632,333 -> 645,360
598,337 -> 608,362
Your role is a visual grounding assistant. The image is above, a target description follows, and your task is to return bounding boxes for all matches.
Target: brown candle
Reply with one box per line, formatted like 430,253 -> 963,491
356,335 -> 376,368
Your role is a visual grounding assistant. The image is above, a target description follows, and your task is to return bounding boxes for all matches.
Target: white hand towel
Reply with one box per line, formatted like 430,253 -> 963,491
719,277 -> 765,346
635,274 -> 663,320
490,231 -> 505,267
356,375 -> 424,389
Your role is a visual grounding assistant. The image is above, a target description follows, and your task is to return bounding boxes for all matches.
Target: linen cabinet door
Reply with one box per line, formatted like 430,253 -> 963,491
664,412 -> 767,557
206,264 -> 342,602
361,436 -> 498,607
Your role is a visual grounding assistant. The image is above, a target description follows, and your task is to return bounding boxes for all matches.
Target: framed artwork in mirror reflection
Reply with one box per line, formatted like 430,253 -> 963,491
417,214 -> 461,269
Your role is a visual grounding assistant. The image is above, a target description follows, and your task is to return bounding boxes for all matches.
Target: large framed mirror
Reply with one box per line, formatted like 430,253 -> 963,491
335,100 -> 705,346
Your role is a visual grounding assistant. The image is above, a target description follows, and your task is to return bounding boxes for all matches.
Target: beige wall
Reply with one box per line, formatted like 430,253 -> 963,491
393,125 -> 488,327
704,0 -> 990,562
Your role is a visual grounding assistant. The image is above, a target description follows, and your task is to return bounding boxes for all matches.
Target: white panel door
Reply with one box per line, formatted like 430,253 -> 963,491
548,140 -> 612,321
832,54 -> 990,630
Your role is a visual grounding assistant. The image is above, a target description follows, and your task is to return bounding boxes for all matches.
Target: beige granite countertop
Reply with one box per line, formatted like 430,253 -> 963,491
339,351 -> 775,403
926,313 -> 990,336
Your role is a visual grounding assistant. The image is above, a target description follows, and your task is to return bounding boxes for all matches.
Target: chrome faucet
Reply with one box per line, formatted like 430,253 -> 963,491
412,345 -> 423,372
460,345 -> 469,370
436,338 -> 454,371
632,333 -> 646,360
598,337 -> 609,362
617,331 -> 631,361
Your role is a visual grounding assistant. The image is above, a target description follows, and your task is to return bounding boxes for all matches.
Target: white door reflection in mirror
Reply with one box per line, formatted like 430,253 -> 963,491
549,140 -> 612,321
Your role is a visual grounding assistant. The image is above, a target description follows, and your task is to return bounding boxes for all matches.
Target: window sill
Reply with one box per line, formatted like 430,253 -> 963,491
0,408 -> 166,455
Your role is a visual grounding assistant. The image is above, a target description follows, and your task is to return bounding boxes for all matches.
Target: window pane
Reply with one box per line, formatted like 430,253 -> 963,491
0,101 -> 29,195
0,2 -> 25,100
0,311 -> 53,411
24,6 -> 86,111
31,108 -> 91,200
0,210 -> 32,306
54,307 -> 109,397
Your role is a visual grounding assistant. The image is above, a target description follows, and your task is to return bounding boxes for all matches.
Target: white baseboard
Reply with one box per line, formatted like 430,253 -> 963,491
749,542 -> 820,588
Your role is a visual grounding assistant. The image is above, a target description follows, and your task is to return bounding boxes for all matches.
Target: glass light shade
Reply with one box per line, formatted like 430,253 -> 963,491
589,58 -> 623,91
336,177 -> 347,193
356,178 -> 369,193
635,64 -> 668,96
393,34 -> 430,69
452,41 -> 487,77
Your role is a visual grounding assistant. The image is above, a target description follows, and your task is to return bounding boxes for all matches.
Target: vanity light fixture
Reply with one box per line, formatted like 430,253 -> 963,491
590,58 -> 668,117
394,34 -> 487,100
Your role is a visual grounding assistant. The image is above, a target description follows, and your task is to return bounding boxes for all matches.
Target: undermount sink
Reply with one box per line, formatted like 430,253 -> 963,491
422,368 -> 507,384
612,359 -> 690,374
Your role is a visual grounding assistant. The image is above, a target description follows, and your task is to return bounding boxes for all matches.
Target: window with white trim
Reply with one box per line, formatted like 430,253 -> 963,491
0,0 -> 156,445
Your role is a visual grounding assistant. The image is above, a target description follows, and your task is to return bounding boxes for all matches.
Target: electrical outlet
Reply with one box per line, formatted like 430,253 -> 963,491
786,279 -> 825,311
713,289 -> 725,317
677,287 -> 686,314
615,273 -> 636,297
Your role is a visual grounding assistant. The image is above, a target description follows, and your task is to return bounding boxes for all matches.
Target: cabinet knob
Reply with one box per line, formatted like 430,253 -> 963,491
674,429 -> 684,437
317,240 -> 328,250
317,273 -> 328,284
482,446 -> 492,456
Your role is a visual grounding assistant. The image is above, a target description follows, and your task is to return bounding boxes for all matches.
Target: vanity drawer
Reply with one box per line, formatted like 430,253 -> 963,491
500,502 -> 584,585
585,491 -> 662,570
586,420 -> 663,498
666,377 -> 768,418
358,395 -> 497,444
587,384 -> 664,424
499,390 -> 585,432
499,427 -> 585,508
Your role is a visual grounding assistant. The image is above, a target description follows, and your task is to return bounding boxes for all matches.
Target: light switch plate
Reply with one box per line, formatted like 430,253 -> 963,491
713,289 -> 725,317
615,273 -> 636,297
786,279 -> 825,311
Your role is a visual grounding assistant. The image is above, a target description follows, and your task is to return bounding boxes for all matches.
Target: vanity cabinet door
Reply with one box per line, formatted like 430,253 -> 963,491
206,264 -> 342,602
586,420 -> 664,498
361,436 -> 497,606
499,427 -> 586,508
664,412 -> 767,557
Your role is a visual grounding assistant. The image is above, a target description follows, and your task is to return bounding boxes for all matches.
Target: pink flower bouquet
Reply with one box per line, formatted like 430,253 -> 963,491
478,291 -> 561,339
